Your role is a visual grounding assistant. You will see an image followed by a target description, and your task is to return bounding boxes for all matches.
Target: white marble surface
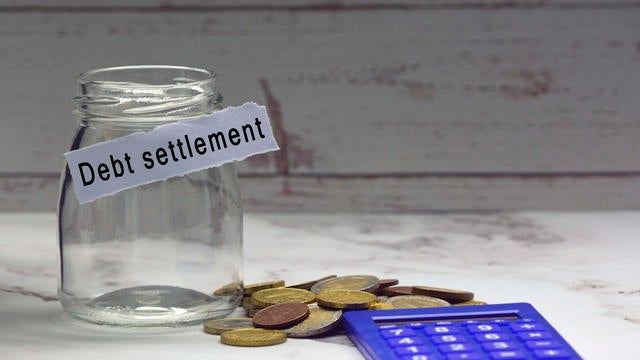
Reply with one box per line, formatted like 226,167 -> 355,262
1,212 -> 639,359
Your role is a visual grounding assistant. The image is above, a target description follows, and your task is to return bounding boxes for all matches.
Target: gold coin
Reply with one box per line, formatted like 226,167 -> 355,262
213,282 -> 243,296
203,318 -> 254,335
220,328 -> 287,347
369,302 -> 395,310
386,295 -> 450,309
453,300 -> 487,306
252,288 -> 316,308
285,304 -> 343,338
316,289 -> 376,310
241,296 -> 253,309
244,280 -> 285,295
249,307 -> 262,317
311,275 -> 380,294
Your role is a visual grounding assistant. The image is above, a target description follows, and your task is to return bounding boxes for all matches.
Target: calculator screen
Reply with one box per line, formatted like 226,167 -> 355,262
374,313 -> 520,327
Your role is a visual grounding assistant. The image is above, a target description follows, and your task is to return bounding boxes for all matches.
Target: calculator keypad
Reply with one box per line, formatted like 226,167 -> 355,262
378,320 -> 574,359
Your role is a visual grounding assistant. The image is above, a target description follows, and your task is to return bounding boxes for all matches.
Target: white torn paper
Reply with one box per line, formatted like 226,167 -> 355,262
65,102 -> 279,204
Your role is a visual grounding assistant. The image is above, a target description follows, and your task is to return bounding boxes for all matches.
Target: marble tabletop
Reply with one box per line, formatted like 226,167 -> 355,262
1,212 -> 638,359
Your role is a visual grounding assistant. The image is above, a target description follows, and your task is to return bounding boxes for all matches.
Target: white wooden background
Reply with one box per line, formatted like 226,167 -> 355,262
1,0 -> 639,211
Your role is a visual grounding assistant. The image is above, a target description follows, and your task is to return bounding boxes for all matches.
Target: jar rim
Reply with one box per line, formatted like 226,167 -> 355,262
74,65 -> 221,122
77,65 -> 216,89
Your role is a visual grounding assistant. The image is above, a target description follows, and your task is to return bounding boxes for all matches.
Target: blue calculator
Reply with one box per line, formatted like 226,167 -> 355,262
343,303 -> 582,360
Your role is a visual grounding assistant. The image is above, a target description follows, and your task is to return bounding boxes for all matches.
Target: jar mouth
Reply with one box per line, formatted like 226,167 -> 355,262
74,65 -> 221,122
78,65 -> 216,88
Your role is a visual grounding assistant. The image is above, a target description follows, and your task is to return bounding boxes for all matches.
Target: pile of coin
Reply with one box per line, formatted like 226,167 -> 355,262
205,275 -> 485,347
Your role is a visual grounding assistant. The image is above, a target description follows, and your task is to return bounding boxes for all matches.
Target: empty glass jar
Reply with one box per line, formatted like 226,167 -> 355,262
57,65 -> 243,327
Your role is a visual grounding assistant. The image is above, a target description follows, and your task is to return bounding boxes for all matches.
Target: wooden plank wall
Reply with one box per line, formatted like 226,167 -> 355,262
1,0 -> 639,211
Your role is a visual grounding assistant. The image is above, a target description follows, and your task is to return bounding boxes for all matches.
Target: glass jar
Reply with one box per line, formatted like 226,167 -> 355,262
57,65 -> 243,327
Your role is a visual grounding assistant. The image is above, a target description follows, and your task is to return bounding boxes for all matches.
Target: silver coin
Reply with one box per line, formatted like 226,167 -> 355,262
286,275 -> 338,290
385,295 -> 450,308
203,317 -> 255,335
284,304 -> 342,338
310,275 -> 380,294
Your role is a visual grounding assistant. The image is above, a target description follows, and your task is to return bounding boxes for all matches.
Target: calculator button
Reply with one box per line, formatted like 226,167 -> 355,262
533,349 -> 572,359
482,341 -> 520,351
525,340 -> 562,350
408,322 -> 427,329
381,328 -> 417,338
475,333 -> 510,342
430,335 -> 468,344
394,345 -> 431,356
401,355 -> 437,360
388,337 -> 425,347
446,353 -> 484,360
489,350 -> 527,359
517,331 -> 552,341
467,324 -> 501,333
424,325 -> 459,335
510,322 -> 544,332
438,343 -> 475,353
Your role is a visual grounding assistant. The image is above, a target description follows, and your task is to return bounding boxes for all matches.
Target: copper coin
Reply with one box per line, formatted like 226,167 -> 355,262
252,301 -> 310,329
412,286 -> 474,302
380,286 -> 414,297
378,279 -> 399,289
